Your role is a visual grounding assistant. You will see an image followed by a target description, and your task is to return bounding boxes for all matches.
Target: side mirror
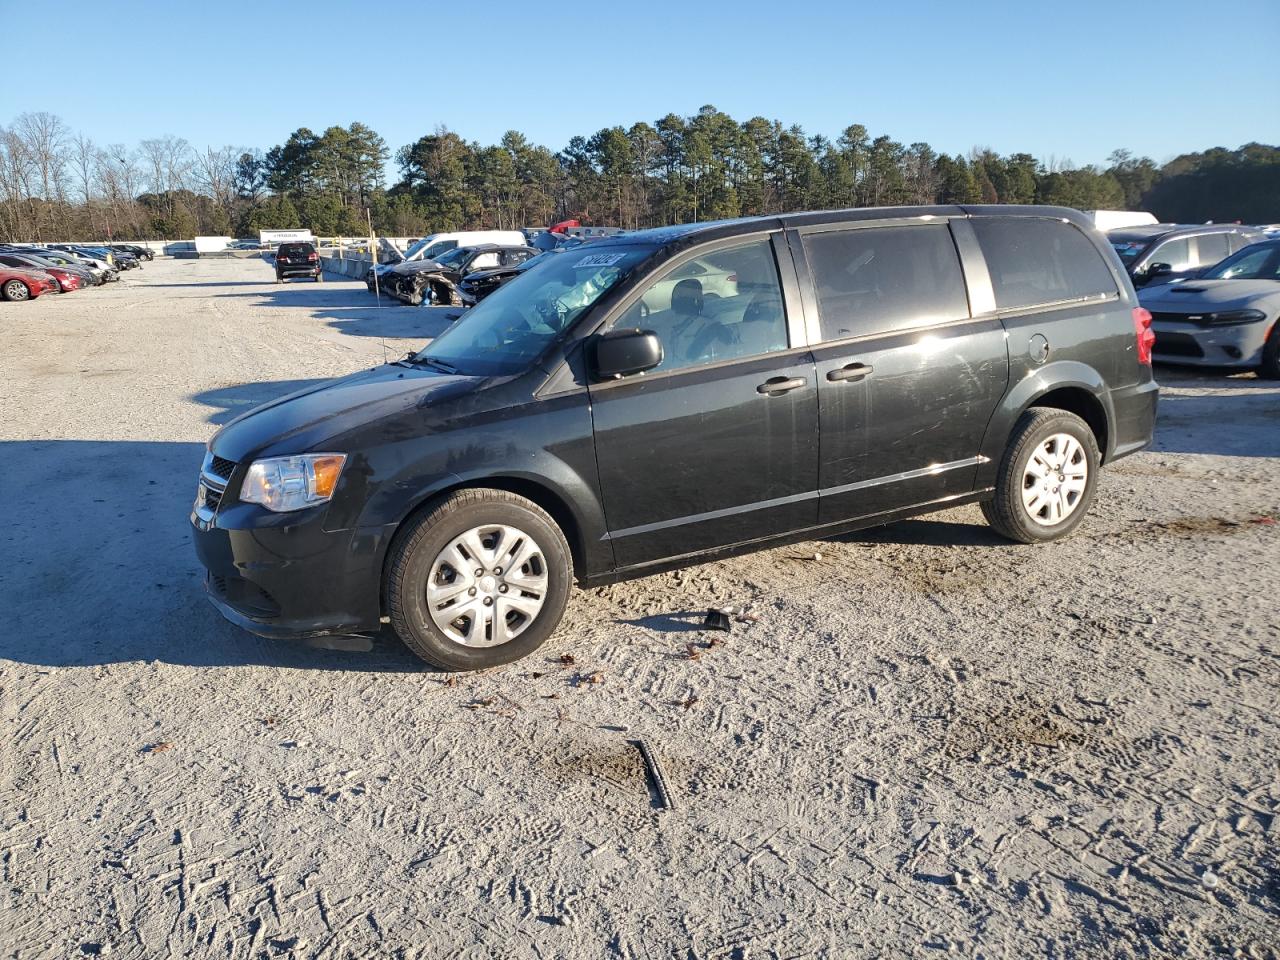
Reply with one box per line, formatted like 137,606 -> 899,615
592,329 -> 663,379
1148,262 -> 1173,277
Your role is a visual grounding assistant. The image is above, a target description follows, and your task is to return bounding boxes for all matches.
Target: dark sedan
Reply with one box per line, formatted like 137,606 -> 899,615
384,245 -> 539,306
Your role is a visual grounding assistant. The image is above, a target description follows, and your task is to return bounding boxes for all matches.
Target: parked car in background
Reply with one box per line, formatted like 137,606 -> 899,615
192,204 -> 1157,671
17,247 -> 109,285
1108,223 -> 1263,288
79,245 -> 138,269
366,230 -> 528,290
227,239 -> 261,251
384,244 -> 539,305
275,241 -> 322,282
0,252 -> 82,292
110,243 -> 154,261
1,265 -> 58,301
457,250 -> 557,306
49,245 -> 119,280
1140,238 -> 1280,377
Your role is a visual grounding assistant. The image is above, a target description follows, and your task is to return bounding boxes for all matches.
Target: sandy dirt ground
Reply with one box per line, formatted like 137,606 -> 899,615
0,256 -> 1277,959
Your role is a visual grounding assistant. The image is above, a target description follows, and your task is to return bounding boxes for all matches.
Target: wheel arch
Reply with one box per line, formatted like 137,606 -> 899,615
1025,386 -> 1110,461
978,362 -> 1117,488
377,473 -> 593,616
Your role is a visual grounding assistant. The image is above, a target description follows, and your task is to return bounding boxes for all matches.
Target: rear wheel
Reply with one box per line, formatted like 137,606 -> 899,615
386,489 -> 572,671
1259,325 -> 1280,380
982,407 -> 1099,544
3,279 -> 30,302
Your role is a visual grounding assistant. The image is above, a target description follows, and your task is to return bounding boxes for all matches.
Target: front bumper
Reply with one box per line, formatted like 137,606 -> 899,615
1151,315 -> 1271,367
191,469 -> 394,639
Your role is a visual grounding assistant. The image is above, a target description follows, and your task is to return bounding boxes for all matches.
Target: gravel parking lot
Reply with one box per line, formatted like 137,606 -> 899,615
1,256 -> 1277,959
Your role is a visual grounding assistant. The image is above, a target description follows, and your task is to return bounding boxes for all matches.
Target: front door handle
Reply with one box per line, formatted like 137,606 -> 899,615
826,362 -> 874,383
756,376 -> 807,396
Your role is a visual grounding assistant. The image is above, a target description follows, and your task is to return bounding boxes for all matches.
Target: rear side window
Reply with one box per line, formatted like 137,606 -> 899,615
803,225 -> 969,341
971,218 -> 1116,310
1193,233 -> 1229,267
1148,237 -> 1191,270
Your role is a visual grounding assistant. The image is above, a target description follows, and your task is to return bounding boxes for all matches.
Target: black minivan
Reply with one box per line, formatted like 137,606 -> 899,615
193,205 -> 1158,670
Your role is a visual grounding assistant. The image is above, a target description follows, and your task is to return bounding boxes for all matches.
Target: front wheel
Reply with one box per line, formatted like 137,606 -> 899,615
386,489 -> 572,671
981,407 -> 1100,544
3,279 -> 30,301
1259,325 -> 1280,380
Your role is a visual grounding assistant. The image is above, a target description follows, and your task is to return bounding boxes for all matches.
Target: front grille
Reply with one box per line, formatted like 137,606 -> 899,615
1153,332 -> 1205,358
209,456 -> 236,480
1150,311 -> 1193,324
204,485 -> 223,511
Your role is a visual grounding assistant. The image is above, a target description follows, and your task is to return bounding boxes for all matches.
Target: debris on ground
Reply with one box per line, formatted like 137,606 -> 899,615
632,739 -> 677,812
704,608 -> 733,631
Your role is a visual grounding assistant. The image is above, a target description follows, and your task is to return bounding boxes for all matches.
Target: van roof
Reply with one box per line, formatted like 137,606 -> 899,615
583,204 -> 1093,252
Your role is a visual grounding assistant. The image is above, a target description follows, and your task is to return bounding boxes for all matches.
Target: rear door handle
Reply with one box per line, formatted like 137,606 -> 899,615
826,362 -> 874,383
756,376 -> 807,396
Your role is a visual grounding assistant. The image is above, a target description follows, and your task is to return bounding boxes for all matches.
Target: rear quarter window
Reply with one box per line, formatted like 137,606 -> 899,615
972,218 -> 1117,310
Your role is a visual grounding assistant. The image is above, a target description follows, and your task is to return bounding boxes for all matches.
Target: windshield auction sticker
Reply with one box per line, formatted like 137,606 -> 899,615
574,253 -> 627,268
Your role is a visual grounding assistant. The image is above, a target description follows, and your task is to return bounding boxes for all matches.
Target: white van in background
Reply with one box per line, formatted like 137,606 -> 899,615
367,230 -> 527,289
1085,210 -> 1158,232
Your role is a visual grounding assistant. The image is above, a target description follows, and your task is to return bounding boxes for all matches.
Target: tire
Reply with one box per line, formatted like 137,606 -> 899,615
386,489 -> 572,671
981,407 -> 1100,544
3,279 -> 30,302
1259,325 -> 1280,380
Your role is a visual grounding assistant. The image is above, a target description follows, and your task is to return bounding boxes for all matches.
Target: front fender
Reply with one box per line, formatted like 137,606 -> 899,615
346,389 -> 611,579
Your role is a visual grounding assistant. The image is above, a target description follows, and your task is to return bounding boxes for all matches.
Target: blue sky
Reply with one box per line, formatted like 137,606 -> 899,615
2,0 -> 1276,171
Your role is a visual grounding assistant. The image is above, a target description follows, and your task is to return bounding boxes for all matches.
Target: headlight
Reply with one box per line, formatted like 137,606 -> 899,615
240,454 -> 346,512
1206,309 -> 1267,326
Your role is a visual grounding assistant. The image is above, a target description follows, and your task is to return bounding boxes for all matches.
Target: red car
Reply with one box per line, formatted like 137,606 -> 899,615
1,267 -> 58,302
43,266 -> 82,292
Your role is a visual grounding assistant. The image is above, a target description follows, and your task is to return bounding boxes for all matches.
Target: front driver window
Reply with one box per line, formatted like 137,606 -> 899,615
614,238 -> 788,373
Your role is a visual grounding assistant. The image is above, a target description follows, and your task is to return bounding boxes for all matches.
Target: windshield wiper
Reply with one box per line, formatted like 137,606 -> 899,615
414,356 -> 459,374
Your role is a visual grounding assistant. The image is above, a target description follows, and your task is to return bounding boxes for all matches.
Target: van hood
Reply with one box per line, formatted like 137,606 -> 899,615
1140,278 -> 1280,311
210,363 -> 479,462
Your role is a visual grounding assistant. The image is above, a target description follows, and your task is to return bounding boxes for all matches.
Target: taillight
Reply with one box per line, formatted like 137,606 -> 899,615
1132,307 -> 1155,365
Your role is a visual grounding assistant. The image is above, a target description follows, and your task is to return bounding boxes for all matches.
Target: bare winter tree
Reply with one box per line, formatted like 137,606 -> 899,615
99,143 -> 144,238
13,112 -> 70,239
194,145 -> 240,233
69,133 -> 100,235
139,135 -> 194,224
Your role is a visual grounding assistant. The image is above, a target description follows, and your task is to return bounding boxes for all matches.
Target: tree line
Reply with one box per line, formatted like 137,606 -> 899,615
2,106 -> 1277,242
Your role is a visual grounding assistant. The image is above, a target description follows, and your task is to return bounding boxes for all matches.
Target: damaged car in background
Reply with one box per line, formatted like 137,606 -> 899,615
457,250 -> 557,306
384,244 -> 538,305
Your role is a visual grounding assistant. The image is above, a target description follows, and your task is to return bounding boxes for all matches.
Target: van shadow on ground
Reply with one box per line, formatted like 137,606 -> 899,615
0,440 -> 424,672
216,281 -> 461,341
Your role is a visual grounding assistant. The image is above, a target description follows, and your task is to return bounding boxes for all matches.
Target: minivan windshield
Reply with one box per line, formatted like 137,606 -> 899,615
401,236 -> 435,260
1110,239 -> 1150,265
412,244 -> 656,376
1199,241 -> 1280,281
